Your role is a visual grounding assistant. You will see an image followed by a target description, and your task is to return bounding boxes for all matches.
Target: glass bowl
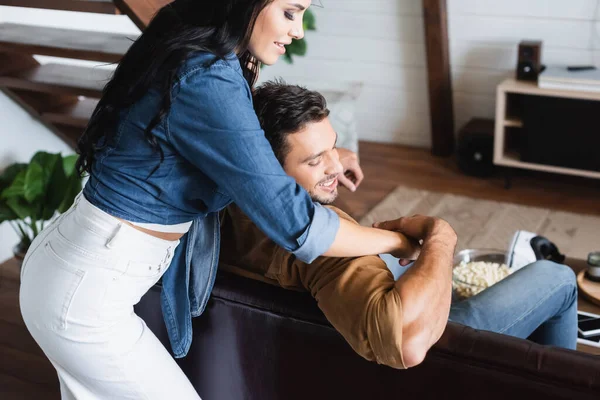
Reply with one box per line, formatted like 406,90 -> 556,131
452,249 -> 513,299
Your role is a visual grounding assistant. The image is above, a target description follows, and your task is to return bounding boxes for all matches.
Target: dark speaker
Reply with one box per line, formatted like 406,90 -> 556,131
457,118 -> 495,178
516,40 -> 543,81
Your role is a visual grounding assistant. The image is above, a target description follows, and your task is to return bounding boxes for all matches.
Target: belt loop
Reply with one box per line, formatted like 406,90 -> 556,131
162,247 -> 172,265
74,191 -> 83,207
106,223 -> 123,249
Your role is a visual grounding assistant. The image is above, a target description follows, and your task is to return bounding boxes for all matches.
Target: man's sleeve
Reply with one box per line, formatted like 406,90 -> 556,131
271,208 -> 407,369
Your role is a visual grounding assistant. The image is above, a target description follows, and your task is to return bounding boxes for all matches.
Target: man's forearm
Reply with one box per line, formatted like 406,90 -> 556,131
394,223 -> 456,366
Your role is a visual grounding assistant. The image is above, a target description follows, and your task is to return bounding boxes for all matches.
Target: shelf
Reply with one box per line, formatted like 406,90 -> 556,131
495,152 -> 600,180
43,98 -> 98,128
0,23 -> 133,63
494,78 -> 600,181
504,119 -> 523,128
0,1 -> 118,14
0,63 -> 110,98
53,124 -> 84,149
498,78 -> 600,102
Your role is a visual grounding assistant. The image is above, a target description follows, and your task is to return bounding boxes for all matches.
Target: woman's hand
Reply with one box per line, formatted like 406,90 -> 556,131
336,148 -> 364,192
389,235 -> 421,263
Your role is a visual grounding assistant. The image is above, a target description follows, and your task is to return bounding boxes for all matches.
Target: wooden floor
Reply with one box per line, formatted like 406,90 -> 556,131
334,142 -> 600,220
0,258 -> 61,399
1,142 -> 600,398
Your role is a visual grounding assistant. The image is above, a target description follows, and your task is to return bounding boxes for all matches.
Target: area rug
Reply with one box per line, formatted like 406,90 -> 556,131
359,186 -> 600,260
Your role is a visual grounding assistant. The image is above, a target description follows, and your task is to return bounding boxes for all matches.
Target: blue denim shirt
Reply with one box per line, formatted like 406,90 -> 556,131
83,52 -> 340,358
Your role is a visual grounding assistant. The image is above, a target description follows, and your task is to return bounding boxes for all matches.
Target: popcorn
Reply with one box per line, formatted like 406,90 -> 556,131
452,261 -> 512,299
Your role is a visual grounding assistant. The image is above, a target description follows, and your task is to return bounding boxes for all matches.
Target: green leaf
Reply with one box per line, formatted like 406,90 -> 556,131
303,9 -> 316,31
282,52 -> 293,64
45,156 -> 69,218
0,152 -> 82,226
62,154 -> 78,177
287,39 -> 307,57
24,162 -> 45,203
1,170 -> 26,199
31,151 -> 60,179
0,163 -> 27,192
0,202 -> 18,222
31,151 -> 60,172
6,197 -> 34,220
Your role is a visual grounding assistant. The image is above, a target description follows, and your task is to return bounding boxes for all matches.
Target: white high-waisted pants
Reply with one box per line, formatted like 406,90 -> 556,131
19,194 -> 201,399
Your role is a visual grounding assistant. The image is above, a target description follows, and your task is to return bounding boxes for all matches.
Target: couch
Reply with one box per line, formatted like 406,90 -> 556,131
136,268 -> 600,400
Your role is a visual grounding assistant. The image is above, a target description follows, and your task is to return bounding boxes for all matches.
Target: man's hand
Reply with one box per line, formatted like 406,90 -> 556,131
336,148 -> 364,192
374,215 -> 456,242
374,215 -> 457,265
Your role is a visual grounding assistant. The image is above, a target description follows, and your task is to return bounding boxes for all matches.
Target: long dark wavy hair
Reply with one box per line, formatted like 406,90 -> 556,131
76,0 -> 274,176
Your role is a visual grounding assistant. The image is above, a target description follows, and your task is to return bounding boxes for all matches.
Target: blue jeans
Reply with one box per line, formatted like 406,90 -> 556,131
380,255 -> 578,349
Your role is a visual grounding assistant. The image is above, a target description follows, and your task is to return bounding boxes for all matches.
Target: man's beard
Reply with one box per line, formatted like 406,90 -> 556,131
309,188 -> 338,205
309,174 -> 339,205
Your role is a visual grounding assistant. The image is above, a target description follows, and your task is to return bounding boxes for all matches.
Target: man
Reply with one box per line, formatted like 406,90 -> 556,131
219,81 -> 578,369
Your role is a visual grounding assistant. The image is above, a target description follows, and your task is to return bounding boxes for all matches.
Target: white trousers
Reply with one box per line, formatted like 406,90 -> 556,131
19,194 -> 201,399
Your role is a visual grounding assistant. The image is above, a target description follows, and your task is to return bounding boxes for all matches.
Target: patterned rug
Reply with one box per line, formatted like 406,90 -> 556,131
359,186 -> 600,260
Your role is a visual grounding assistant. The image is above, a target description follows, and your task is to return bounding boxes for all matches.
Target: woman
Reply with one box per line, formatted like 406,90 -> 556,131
19,1 -> 417,398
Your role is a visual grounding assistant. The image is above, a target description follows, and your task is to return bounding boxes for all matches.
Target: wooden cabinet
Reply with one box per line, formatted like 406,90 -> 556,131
493,78 -> 600,180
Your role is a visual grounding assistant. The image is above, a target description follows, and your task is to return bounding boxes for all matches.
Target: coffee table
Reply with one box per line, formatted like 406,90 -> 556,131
567,258 -> 600,355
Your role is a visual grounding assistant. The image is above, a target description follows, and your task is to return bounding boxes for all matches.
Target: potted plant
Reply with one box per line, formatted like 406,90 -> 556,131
0,151 -> 82,262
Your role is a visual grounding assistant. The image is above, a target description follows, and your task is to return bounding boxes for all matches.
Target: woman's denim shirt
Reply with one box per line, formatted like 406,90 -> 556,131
83,52 -> 340,358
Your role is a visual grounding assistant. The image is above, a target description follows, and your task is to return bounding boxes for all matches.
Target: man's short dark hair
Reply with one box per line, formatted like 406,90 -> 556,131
253,80 -> 330,166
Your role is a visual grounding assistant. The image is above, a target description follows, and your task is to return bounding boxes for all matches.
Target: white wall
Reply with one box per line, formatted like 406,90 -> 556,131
0,7 -> 138,262
449,0 -> 600,131
258,0 -> 432,147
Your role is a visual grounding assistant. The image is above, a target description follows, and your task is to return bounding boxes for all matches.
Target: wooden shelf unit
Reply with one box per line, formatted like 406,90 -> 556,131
494,78 -> 600,180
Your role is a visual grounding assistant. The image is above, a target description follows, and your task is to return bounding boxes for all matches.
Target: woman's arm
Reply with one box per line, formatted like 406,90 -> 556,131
324,218 -> 420,259
167,59 -> 416,261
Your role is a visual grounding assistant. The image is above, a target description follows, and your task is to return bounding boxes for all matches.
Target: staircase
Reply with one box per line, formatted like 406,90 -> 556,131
0,0 -> 172,149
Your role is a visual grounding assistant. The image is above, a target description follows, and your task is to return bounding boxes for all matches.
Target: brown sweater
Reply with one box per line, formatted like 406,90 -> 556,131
219,204 -> 406,369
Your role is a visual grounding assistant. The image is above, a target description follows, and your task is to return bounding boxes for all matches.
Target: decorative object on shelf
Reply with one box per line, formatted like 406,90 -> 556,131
281,8 -> 316,64
587,252 -> 600,283
0,151 -> 82,263
577,269 -> 600,307
538,66 -> 600,93
516,40 -> 543,82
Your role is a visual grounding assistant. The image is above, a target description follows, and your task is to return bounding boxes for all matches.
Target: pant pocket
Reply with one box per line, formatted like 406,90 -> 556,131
21,225 -> 59,282
21,241 -> 86,332
20,206 -> 77,282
